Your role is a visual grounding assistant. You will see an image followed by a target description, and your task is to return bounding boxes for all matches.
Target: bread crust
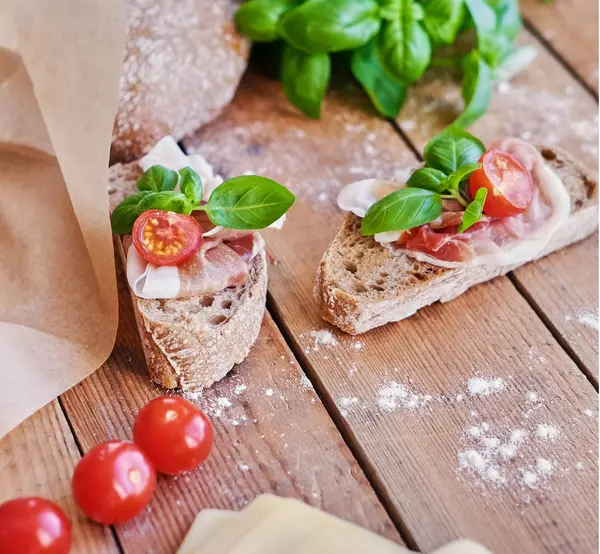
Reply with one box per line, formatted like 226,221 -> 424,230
111,0 -> 250,164
315,146 -> 599,335
109,162 -> 266,390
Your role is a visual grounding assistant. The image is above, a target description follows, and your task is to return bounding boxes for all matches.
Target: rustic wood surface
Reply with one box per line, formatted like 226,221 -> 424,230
0,402 -> 118,553
57,265 -> 401,553
520,0 -> 599,94
1,4 -> 597,554
186,67 -> 598,552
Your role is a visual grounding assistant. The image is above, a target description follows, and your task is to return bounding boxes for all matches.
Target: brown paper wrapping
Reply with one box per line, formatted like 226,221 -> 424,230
0,0 -> 126,437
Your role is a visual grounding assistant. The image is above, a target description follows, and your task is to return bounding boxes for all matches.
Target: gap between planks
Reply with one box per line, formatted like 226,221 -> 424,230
56,396 -> 127,554
266,292 -> 421,552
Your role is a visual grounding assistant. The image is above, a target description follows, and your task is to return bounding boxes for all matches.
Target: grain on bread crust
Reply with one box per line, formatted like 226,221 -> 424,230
109,162 -> 266,390
315,145 -> 599,335
111,0 -> 250,164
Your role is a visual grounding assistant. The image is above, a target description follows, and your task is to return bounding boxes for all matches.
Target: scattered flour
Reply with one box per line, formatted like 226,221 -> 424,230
377,381 -> 437,412
536,424 -> 560,441
217,397 -> 231,408
536,458 -> 553,476
526,391 -> 540,403
336,396 -> 359,417
566,311 -> 599,331
302,329 -> 339,353
467,377 -> 506,396
264,388 -> 274,397
233,384 -> 247,395
239,463 -> 249,471
583,409 -> 595,417
300,374 -> 314,389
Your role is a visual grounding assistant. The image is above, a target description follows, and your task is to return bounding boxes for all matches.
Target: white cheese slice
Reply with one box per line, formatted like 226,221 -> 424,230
126,244 -> 180,299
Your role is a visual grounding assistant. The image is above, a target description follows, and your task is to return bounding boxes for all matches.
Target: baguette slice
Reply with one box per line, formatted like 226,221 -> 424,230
315,146 -> 598,335
108,162 -> 267,390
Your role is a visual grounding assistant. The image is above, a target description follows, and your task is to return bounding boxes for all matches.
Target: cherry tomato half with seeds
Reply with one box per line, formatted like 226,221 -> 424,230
133,396 -> 213,475
72,440 -> 156,525
132,210 -> 203,266
0,497 -> 71,554
469,149 -> 533,218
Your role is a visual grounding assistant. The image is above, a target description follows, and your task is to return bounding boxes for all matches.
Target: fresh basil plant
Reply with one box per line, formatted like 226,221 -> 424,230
234,0 -> 526,126
111,166 -> 295,234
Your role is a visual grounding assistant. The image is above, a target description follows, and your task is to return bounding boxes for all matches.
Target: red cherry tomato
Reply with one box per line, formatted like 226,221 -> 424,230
72,440 -> 156,525
469,149 -> 533,217
0,497 -> 71,554
132,210 -> 203,266
133,396 -> 213,475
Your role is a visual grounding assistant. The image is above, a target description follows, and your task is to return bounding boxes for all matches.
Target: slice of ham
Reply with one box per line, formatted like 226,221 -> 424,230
336,138 -> 570,269
127,233 -> 263,299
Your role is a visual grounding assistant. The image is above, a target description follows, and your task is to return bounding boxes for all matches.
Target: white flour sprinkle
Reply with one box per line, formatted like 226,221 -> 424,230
217,397 -> 231,408
377,381 -> 436,412
522,470 -> 538,488
583,409 -> 595,417
536,424 -> 560,441
306,330 -> 338,351
567,311 -> 599,331
264,388 -> 274,397
353,341 -> 364,351
336,396 -> 359,417
576,462 -> 585,470
536,458 -> 553,476
300,374 -> 314,389
239,464 -> 249,471
526,391 -> 540,403
467,377 -> 506,396
233,384 -> 247,395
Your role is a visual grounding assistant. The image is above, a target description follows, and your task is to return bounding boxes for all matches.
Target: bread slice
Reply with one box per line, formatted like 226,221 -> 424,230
315,146 -> 599,335
108,162 -> 266,390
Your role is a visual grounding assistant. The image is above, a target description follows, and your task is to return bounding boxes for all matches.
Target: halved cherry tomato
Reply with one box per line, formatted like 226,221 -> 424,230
0,497 -> 71,554
72,440 -> 156,525
132,210 -> 203,266
469,149 -> 533,217
133,396 -> 213,475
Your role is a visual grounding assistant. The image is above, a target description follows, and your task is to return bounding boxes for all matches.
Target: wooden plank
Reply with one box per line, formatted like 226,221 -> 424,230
185,71 -> 599,553
395,29 -> 599,383
520,0 -> 599,93
59,260 -> 402,553
511,234 -> 599,381
0,401 -> 118,553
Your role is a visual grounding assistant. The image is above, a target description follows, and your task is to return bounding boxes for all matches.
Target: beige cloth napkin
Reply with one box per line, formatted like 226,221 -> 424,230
0,0 -> 126,437
178,495 -> 492,554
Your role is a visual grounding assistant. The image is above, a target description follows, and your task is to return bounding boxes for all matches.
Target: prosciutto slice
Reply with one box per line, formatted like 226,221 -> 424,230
127,234 -> 264,299
337,138 -> 570,269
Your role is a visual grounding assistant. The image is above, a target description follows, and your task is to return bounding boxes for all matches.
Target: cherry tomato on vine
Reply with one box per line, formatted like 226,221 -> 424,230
0,497 -> 71,554
132,210 -> 203,266
469,149 -> 533,218
133,396 -> 213,475
72,440 -> 156,525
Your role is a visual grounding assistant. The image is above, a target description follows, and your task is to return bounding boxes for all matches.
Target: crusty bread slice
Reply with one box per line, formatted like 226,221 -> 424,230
108,162 -> 266,390
315,146 -> 599,335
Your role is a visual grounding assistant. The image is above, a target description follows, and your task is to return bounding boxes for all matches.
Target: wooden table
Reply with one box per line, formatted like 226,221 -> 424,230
1,3 -> 598,553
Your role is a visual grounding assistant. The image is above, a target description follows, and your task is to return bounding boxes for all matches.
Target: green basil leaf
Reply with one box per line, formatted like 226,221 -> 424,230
490,0 -> 521,41
361,188 -> 442,235
458,187 -> 487,232
351,40 -> 407,118
422,0 -> 466,45
423,127 -> 485,174
406,167 -> 448,193
234,0 -> 298,42
378,0 -> 431,84
445,162 -> 481,190
179,166 -> 203,205
205,175 -> 295,230
379,0 -> 399,20
454,50 -> 493,128
136,165 -> 179,193
138,191 -> 193,215
110,191 -> 152,234
463,0 -> 519,67
278,0 -> 381,54
282,45 -> 331,119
